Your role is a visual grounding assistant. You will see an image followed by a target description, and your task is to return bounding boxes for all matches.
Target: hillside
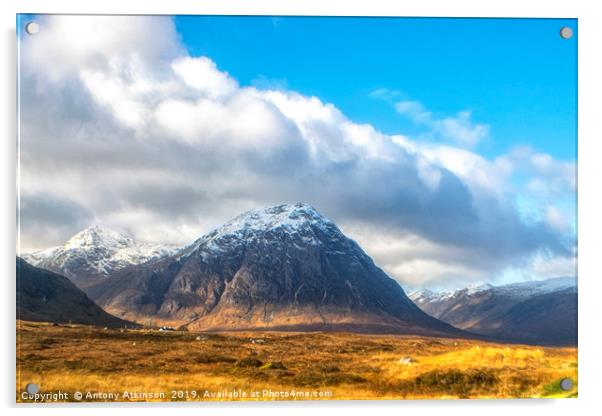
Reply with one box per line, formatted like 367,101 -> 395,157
17,257 -> 133,328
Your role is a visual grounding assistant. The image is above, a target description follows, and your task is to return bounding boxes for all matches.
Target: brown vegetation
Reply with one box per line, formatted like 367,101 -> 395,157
16,320 -> 577,402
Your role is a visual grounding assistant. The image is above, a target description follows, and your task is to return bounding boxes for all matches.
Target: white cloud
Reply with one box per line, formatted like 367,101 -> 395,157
501,146 -> 576,196
500,248 -> 577,284
154,93 -> 296,148
18,15 -> 576,290
392,136 -> 511,195
391,98 -> 490,148
545,206 -> 571,232
529,251 -> 577,279
341,225 -> 496,289
395,100 -> 432,123
369,88 -> 400,101
80,69 -> 150,129
172,56 -> 238,99
435,111 -> 490,147
21,15 -> 182,82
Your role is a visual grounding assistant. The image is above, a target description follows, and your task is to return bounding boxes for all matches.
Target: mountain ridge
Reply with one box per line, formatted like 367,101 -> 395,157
83,203 -> 469,337
23,225 -> 178,286
410,276 -> 576,308
21,203 -> 573,344
409,277 -> 577,345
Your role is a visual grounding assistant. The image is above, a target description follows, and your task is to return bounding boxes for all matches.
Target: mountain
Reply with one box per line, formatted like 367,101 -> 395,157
473,288 -> 577,345
23,226 -> 177,286
16,257 -> 133,327
85,203 -> 466,337
409,277 -> 577,345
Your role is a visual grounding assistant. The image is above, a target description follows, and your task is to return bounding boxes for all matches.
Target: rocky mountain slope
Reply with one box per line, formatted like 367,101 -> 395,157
85,203 -> 466,337
410,277 -> 577,345
17,257 -> 133,327
23,226 -> 177,286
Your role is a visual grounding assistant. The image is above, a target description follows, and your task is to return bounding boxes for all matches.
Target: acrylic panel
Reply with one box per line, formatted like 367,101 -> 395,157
16,14 -> 577,403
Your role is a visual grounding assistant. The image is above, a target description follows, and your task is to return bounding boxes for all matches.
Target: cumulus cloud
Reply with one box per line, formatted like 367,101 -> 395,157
18,15 -> 576,289
172,56 -> 238,99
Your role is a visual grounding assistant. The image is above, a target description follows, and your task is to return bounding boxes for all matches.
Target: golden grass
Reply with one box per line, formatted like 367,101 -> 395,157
16,320 -> 577,402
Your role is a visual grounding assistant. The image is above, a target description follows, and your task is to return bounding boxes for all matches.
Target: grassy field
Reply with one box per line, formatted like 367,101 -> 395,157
16,320 -> 577,402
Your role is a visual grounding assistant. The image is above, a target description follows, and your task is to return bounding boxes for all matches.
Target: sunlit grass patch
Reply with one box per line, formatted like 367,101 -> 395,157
16,321 -> 577,401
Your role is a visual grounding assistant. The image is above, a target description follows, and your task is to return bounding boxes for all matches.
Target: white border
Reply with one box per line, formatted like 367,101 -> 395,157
2,1 -> 601,416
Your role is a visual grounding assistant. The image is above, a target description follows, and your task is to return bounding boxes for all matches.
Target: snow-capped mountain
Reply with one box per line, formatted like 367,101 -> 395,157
86,203 -> 465,337
183,202 -> 339,256
410,277 -> 575,306
23,225 -> 178,285
409,277 -> 577,345
488,277 -> 576,297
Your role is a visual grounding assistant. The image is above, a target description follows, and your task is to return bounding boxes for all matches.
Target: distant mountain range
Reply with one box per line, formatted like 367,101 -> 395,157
409,277 -> 577,345
23,225 -> 177,286
19,202 -> 577,345
17,257 -> 132,328
21,203 -> 465,338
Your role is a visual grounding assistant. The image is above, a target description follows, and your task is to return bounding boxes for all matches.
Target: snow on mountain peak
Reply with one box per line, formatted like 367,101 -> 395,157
221,203 -> 331,233
408,289 -> 438,304
465,282 -> 494,295
64,225 -> 135,250
184,203 -> 344,256
409,277 -> 577,305
494,276 -> 576,297
24,225 -> 178,278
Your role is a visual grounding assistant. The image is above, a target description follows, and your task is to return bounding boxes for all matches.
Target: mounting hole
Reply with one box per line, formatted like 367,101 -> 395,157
560,27 -> 573,40
560,378 -> 574,391
25,383 -> 40,394
25,22 -> 39,35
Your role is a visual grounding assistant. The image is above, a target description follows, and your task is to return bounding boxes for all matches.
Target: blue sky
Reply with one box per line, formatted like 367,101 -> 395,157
175,16 -> 577,160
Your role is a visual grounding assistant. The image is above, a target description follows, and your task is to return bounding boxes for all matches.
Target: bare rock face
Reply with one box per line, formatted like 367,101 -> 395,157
86,203 -> 464,336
